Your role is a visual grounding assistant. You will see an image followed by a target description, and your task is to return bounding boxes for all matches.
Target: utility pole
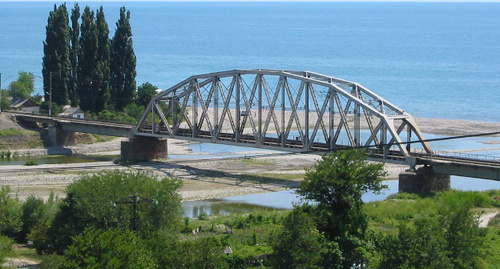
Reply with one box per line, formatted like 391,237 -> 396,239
113,194 -> 158,232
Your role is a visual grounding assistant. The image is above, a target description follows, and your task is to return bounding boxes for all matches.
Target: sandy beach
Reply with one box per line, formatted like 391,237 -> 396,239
0,115 -> 499,202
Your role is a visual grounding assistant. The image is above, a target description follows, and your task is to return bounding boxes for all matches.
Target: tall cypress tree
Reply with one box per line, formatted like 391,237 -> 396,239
69,3 -> 80,107
110,7 -> 136,111
94,6 -> 111,112
77,6 -> 111,113
77,7 -> 98,112
42,4 -> 71,108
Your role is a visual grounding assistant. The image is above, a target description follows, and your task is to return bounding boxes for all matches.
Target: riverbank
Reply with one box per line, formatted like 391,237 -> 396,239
0,115 -> 498,202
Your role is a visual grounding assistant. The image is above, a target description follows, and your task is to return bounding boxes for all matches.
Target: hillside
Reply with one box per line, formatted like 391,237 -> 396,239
0,112 -> 104,151
0,112 -> 47,150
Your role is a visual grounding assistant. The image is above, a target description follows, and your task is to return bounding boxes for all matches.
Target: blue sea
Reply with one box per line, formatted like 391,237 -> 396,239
1,2 -> 499,122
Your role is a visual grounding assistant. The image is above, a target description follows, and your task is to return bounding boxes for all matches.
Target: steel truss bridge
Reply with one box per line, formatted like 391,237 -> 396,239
12,69 -> 500,180
134,69 -> 434,168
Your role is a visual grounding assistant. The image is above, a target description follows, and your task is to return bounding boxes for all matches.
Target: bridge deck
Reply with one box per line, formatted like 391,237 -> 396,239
12,112 -> 500,181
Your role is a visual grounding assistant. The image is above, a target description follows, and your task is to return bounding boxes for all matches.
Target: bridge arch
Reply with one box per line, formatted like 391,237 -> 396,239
134,69 -> 431,167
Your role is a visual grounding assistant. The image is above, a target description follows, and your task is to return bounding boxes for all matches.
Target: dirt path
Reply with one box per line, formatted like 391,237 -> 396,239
479,210 -> 500,228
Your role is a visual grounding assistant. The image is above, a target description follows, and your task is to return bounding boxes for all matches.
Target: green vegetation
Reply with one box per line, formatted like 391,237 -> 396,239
61,228 -> 157,268
0,236 -> 13,265
43,4 -> 137,114
296,149 -> 386,268
0,128 -> 44,150
24,160 -> 39,166
7,72 -> 35,99
0,128 -> 25,136
2,151 -> 500,268
43,170 -> 182,254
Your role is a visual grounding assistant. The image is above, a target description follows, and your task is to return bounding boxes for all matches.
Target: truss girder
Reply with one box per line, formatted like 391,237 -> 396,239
133,69 -> 432,167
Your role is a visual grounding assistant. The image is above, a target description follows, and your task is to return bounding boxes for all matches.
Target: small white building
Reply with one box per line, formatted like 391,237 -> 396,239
10,97 -> 40,114
59,105 -> 85,119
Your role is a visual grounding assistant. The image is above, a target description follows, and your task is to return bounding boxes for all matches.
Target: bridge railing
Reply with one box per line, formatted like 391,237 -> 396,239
433,150 -> 500,163
410,148 -> 500,164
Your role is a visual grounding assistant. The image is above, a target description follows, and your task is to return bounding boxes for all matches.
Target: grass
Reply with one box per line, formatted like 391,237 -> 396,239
365,190 -> 495,229
179,210 -> 287,260
240,157 -> 273,166
247,172 -> 303,181
0,128 -> 25,136
0,128 -> 44,150
10,245 -> 41,262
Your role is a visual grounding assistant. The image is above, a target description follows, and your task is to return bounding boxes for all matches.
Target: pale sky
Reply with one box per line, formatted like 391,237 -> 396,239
0,0 -> 500,3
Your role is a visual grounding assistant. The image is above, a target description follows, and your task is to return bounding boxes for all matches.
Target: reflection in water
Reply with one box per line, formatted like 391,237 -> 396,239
183,177 -> 500,218
182,199 -> 281,218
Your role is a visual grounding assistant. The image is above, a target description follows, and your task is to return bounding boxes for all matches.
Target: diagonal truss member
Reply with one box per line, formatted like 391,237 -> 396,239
134,69 -> 432,168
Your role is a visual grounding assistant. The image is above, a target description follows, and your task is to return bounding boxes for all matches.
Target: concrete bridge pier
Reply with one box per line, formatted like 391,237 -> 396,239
399,166 -> 451,193
48,124 -> 76,146
121,136 -> 168,162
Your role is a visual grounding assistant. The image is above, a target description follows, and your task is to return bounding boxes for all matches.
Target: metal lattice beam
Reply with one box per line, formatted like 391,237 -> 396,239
133,69 -> 432,168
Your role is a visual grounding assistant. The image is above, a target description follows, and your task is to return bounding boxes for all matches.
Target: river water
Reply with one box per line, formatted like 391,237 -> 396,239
181,134 -> 500,218
1,133 -> 498,218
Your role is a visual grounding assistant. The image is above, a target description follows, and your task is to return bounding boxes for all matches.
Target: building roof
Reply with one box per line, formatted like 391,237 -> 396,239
59,106 -> 84,116
11,97 -> 39,108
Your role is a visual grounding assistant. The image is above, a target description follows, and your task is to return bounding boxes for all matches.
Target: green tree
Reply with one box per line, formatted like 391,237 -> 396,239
94,6 -> 111,111
124,103 -> 145,122
44,171 -> 182,254
165,237 -> 228,269
0,89 -> 10,110
378,218 -> 451,269
77,6 -> 98,112
61,228 -> 157,269
137,82 -> 158,107
270,205 -> 339,269
442,202 -> 484,269
26,192 -> 59,255
68,3 -> 80,107
0,235 -> 13,265
377,202 -> 484,269
18,196 -> 47,242
42,3 -> 71,106
7,71 -> 35,99
0,186 -> 22,239
77,6 -> 111,113
110,6 -> 137,111
296,149 -> 386,268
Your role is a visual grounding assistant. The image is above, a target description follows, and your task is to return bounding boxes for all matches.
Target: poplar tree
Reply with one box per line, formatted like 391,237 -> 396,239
94,6 -> 111,111
69,4 -> 80,107
42,4 -> 71,107
110,7 -> 137,111
77,7 -> 97,112
77,6 -> 110,113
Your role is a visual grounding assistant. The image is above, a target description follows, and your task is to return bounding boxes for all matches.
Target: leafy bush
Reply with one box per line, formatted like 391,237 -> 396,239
24,160 -> 38,166
61,228 -> 157,269
0,186 -> 22,239
0,236 -> 13,265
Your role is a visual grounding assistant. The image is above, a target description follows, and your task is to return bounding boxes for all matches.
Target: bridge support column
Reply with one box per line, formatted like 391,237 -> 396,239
121,137 -> 168,162
399,166 -> 450,193
48,124 -> 76,146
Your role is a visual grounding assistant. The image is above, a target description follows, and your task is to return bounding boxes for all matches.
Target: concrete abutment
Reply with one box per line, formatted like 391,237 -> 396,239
120,136 -> 168,162
399,166 -> 451,193
48,124 -> 76,146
